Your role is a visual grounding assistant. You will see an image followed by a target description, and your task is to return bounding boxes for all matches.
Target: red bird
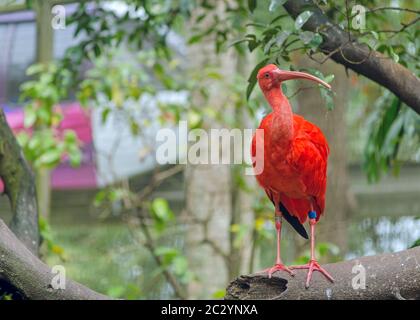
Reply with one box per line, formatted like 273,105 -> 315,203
251,64 -> 334,288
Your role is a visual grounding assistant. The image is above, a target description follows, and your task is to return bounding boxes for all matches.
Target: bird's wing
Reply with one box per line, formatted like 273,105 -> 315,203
264,189 -> 309,239
286,115 -> 329,215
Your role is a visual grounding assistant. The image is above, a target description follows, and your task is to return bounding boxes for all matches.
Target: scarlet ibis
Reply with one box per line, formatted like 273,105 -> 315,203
251,64 -> 334,288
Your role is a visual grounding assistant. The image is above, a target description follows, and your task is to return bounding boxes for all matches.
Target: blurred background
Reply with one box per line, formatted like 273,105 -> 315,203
0,0 -> 419,299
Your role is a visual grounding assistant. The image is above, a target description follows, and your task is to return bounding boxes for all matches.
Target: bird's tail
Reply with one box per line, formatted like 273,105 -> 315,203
279,202 -> 308,239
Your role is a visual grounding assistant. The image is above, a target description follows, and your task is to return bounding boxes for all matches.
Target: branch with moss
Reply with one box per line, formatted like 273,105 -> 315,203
282,0 -> 420,114
0,218 -> 109,300
226,246 -> 420,300
0,110 -> 38,254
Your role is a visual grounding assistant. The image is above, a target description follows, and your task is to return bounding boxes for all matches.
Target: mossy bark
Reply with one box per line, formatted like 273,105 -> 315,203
0,110 -> 39,254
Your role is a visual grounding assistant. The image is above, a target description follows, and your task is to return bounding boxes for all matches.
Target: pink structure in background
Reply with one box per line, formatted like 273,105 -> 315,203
0,103 -> 97,192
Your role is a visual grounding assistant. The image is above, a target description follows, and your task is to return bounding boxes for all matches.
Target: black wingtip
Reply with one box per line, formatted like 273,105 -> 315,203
279,202 -> 308,239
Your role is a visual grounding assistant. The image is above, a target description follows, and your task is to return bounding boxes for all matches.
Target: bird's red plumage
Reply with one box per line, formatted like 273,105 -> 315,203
251,65 -> 335,286
252,66 -> 329,225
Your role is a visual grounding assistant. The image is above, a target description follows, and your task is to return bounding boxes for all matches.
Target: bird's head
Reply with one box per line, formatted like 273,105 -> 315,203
257,64 -> 331,92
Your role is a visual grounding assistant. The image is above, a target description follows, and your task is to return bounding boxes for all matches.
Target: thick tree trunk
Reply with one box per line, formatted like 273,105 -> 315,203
0,110 -> 39,254
295,56 -> 349,254
226,246 -> 420,300
184,47 -> 236,297
185,1 -> 252,298
0,218 -> 109,300
2,211 -> 419,300
34,0 -> 53,220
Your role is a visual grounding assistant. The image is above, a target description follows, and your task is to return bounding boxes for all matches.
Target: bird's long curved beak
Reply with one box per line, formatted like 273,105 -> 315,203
274,70 -> 331,90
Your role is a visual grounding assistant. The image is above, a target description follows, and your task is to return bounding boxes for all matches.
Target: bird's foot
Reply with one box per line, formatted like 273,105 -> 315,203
290,259 -> 334,288
258,263 -> 295,278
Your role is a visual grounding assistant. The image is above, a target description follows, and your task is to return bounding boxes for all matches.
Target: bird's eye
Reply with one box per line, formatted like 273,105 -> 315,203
264,73 -> 270,79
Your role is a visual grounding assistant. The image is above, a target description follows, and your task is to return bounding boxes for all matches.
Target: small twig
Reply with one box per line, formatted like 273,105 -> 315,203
201,238 -> 229,261
286,86 -> 317,100
376,17 -> 420,37
345,0 -> 351,41
129,208 -> 188,300
135,165 -> 184,203
248,228 -> 258,274
369,7 -> 420,14
308,44 -> 343,64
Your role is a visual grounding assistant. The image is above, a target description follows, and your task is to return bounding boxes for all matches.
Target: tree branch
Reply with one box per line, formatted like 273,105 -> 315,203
368,7 -> 420,14
225,247 -> 420,300
130,208 -> 189,300
0,110 -> 39,254
0,218 -> 110,300
283,0 -> 420,114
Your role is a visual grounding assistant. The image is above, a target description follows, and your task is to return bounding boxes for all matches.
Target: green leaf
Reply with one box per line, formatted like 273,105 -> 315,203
24,105 -> 37,128
299,31 -> 316,44
389,46 -> 399,63
248,0 -> 257,13
247,39 -> 260,52
363,95 -> 403,183
93,190 -> 107,207
320,88 -> 335,110
212,289 -> 226,299
206,71 -> 223,80
64,130 -> 78,144
269,0 -> 286,12
270,14 -> 288,25
188,34 -> 204,45
410,238 -> 420,249
229,38 -> 249,48
16,132 -> 30,147
38,149 -> 62,166
295,11 -> 313,29
246,58 -> 269,100
68,149 -> 82,167
281,83 -> 288,95
101,108 -> 111,124
187,110 -> 202,129
275,31 -> 291,47
309,33 -> 323,48
155,246 -> 179,264
263,37 -> 276,54
324,74 -> 335,83
107,286 -> 126,298
173,256 -> 188,275
151,198 -> 174,222
93,44 -> 101,57
26,64 -> 44,76
370,30 -> 379,40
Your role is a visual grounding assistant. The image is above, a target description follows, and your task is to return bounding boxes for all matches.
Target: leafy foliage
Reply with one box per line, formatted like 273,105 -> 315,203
410,238 -> 420,249
15,0 -> 419,298
39,216 -> 66,260
18,64 -> 82,169
364,92 -> 419,182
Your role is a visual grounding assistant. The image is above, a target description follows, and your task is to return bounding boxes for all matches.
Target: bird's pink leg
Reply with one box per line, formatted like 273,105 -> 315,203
290,211 -> 334,288
258,212 -> 294,277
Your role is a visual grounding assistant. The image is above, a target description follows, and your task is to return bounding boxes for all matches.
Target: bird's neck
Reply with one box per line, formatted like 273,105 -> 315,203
264,87 -> 294,145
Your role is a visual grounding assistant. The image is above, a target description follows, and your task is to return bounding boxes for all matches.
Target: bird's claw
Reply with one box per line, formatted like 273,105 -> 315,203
290,259 -> 334,288
258,263 -> 295,278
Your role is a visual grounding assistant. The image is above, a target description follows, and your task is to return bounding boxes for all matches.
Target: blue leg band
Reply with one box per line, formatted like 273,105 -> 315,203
308,211 -> 317,219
